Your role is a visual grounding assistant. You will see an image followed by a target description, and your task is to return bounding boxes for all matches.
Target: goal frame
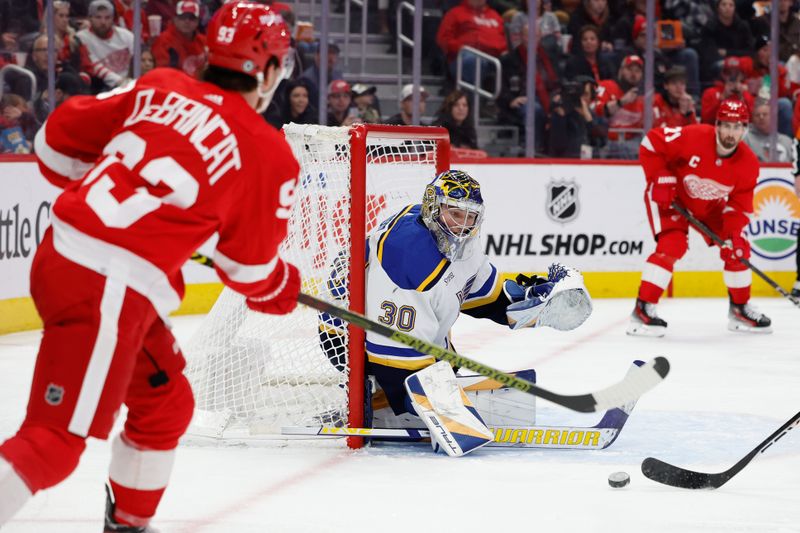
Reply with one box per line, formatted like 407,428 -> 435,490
344,124 -> 450,448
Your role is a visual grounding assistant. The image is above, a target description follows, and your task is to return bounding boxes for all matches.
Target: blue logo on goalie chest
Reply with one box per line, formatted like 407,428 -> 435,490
546,180 -> 579,223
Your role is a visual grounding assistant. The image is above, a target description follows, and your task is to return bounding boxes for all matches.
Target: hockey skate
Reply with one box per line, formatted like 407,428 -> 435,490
728,301 -> 772,333
791,281 -> 800,298
626,299 -> 667,337
104,484 -> 160,533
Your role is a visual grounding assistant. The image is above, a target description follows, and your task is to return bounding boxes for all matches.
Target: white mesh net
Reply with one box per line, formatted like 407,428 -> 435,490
184,124 -> 444,441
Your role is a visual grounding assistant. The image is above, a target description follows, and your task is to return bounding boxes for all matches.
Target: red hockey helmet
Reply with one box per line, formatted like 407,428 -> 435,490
206,2 -> 292,80
716,99 -> 750,124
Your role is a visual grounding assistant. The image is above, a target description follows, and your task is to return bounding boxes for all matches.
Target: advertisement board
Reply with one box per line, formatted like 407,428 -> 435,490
1,159 -> 796,332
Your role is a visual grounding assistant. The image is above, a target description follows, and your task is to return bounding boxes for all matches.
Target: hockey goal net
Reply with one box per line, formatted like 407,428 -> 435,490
184,124 -> 450,447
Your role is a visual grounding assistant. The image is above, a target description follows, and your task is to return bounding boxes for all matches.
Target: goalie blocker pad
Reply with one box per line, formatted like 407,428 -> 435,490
506,266 -> 592,331
404,362 -> 494,457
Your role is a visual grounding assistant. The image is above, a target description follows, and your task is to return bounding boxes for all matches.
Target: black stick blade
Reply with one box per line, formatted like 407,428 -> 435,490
641,457 -> 725,489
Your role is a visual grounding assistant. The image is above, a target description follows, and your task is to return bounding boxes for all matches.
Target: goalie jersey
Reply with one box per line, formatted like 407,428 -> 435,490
362,204 -> 505,371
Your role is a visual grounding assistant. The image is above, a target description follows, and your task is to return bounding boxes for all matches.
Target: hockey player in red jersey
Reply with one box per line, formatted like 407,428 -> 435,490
0,3 -> 300,531
628,99 -> 772,337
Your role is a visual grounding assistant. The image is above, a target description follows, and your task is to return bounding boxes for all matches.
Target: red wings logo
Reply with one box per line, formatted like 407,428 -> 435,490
682,174 -> 733,200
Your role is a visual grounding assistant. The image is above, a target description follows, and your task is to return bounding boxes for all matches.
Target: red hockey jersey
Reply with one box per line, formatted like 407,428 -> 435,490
639,124 -> 759,232
34,68 -> 300,317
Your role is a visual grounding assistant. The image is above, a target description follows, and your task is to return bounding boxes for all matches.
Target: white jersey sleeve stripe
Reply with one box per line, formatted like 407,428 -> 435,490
213,249 -> 278,284
34,123 -> 94,181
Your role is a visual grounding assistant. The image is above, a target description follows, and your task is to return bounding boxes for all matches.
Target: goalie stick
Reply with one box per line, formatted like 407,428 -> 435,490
190,252 -> 670,413
672,202 -> 800,308
641,410 -> 800,489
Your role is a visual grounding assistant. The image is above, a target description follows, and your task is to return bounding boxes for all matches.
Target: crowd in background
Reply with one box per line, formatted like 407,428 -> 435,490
1,0 -> 799,160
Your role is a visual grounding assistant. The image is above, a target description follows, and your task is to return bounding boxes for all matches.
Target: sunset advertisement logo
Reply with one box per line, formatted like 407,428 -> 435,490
747,177 -> 800,260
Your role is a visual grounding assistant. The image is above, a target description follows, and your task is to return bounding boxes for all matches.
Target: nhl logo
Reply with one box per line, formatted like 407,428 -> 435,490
45,383 -> 64,406
546,180 -> 579,223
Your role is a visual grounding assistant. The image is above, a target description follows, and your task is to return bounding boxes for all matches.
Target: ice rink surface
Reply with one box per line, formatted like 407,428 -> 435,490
1,297 -> 799,532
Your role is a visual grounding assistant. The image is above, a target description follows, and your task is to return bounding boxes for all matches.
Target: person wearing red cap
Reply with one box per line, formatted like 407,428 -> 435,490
628,100 -> 771,337
594,54 -> 645,159
0,4 -> 300,531
151,0 -> 207,77
327,79 -> 358,126
700,56 -> 754,125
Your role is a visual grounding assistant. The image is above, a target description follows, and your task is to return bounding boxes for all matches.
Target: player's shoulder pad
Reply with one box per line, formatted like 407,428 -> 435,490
376,204 -> 451,292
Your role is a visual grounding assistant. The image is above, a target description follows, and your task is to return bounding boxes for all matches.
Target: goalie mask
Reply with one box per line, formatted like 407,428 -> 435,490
421,170 -> 485,261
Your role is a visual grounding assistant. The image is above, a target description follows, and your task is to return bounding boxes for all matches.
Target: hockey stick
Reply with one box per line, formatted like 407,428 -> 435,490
641,410 -> 800,489
189,252 -> 670,413
671,202 -> 800,308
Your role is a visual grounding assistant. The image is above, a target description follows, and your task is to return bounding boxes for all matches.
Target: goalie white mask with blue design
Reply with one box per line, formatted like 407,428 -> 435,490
421,170 -> 485,261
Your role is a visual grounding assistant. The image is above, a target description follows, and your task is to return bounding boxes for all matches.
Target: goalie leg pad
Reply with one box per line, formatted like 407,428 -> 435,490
404,362 -> 493,457
372,369 -> 537,429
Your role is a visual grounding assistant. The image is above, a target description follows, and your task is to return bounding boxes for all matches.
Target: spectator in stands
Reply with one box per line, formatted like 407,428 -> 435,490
140,47 -> 155,75
384,84 -> 428,126
45,1 -> 84,72
77,0 -> 135,93
752,0 -> 800,63
744,99 -> 794,162
738,36 -> 796,136
114,0 -> 151,43
301,41 -> 343,109
327,79 -> 358,127
0,20 -> 23,67
627,14 -> 700,98
594,54 -> 644,159
145,0 -> 177,33
22,35 -> 53,98
566,0 -> 614,55
33,70 -> 87,124
433,89 -> 478,149
285,79 -> 317,124
698,0 -> 754,81
151,0 -> 206,77
563,25 -> 615,83
497,21 -> 558,151
506,0 -> 561,52
436,0 -> 507,89
548,76 -> 606,158
700,57 -> 754,124
351,83 -> 381,124
653,66 -> 697,128
0,94 -> 37,153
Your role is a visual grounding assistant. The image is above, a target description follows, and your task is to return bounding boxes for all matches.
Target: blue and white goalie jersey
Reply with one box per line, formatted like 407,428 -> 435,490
363,205 -> 503,371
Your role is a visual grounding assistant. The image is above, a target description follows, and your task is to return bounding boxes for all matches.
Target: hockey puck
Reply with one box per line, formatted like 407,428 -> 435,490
608,471 -> 630,488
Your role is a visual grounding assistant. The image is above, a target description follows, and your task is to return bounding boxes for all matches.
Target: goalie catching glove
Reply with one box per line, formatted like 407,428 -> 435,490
504,264 -> 593,330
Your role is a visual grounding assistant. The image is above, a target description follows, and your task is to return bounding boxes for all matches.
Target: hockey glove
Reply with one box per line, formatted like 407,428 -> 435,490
720,235 -> 749,263
651,175 -> 678,210
246,261 -> 301,315
505,265 -> 592,330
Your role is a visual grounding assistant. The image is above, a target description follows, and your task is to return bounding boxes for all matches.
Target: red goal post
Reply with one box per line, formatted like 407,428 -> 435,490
345,124 -> 451,447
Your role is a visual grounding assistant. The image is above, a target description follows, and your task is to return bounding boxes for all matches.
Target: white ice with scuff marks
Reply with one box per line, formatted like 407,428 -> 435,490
1,297 -> 799,532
